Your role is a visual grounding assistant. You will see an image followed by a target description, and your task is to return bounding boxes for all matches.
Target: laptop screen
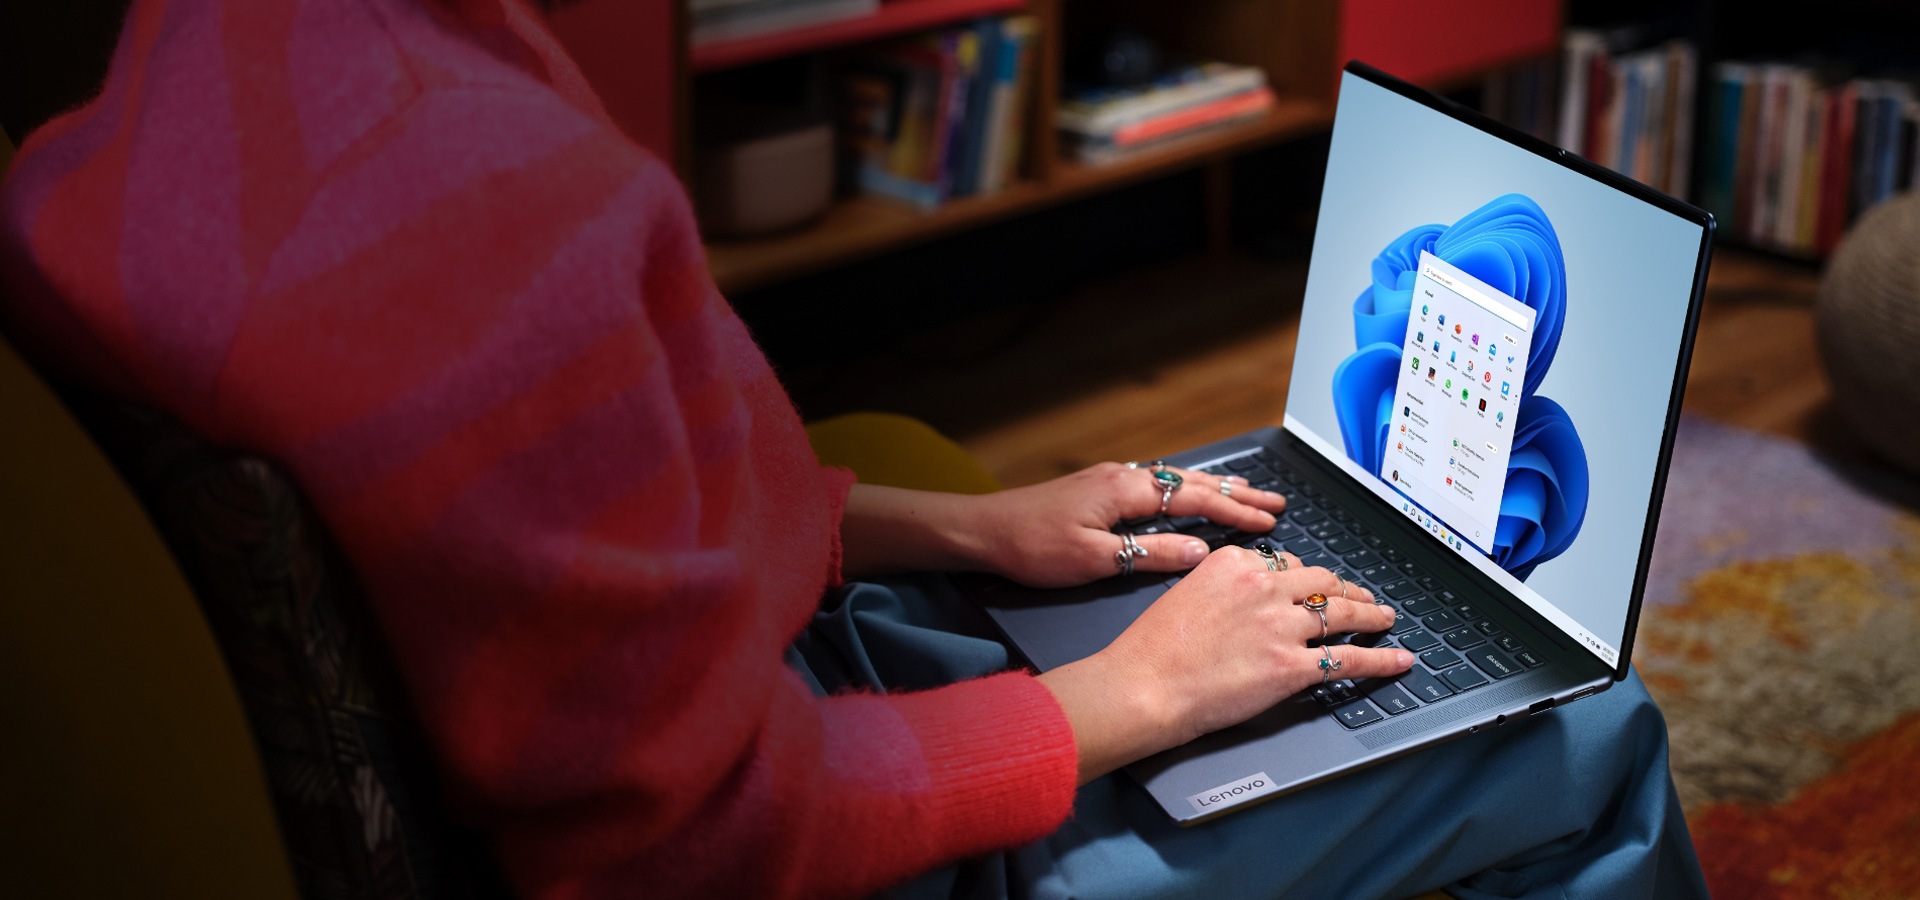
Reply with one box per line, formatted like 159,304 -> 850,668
1282,67 -> 1709,670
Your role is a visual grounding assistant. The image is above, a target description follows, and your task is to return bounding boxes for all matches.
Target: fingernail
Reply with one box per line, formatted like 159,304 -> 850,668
1183,541 -> 1208,564
1397,650 -> 1415,669
1260,513 -> 1277,530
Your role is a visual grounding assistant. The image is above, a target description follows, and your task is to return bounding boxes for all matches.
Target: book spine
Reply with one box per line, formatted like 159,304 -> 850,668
1556,32 -> 1593,152
1669,43 -> 1696,200
1795,86 -> 1825,253
1733,67 -> 1761,241
1704,64 -> 1743,223
951,19 -> 999,198
995,16 -> 1038,188
1775,69 -> 1808,250
1585,49 -> 1611,161
1106,86 -> 1275,148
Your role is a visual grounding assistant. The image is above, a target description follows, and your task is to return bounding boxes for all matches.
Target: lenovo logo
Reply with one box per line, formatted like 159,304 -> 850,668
1187,771 -> 1280,813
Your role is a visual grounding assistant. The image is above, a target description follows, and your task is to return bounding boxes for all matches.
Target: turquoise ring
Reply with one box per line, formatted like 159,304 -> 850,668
1150,462 -> 1183,513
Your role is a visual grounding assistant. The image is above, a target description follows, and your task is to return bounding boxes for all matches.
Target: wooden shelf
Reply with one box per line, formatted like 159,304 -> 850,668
690,0 -> 1029,73
705,97 -> 1331,293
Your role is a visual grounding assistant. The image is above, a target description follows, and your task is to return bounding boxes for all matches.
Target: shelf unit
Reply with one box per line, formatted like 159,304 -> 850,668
546,0 -> 1562,295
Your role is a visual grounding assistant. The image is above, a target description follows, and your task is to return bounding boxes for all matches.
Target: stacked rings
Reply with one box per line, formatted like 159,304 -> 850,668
1114,531 -> 1148,576
1303,592 -> 1342,683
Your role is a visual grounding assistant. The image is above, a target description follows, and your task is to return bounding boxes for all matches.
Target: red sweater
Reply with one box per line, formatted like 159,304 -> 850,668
0,0 -> 1078,896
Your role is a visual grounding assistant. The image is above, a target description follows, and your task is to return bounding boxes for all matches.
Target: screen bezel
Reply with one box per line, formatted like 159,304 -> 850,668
1286,61 -> 1716,682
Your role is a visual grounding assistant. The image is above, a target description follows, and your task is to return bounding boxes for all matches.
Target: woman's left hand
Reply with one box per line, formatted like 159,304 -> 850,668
965,462 -> 1287,588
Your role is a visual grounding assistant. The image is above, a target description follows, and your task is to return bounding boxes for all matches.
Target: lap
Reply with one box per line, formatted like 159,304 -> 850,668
792,574 -> 1706,900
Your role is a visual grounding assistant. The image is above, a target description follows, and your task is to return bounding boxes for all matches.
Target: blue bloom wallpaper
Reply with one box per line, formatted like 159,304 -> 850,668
1328,195 -> 1589,581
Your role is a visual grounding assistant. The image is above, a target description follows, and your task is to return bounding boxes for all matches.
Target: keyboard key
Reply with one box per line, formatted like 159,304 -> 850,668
1422,610 -> 1463,632
1307,520 -> 1343,541
1282,535 -> 1319,556
1324,534 -> 1363,555
1515,650 -> 1544,668
1380,546 -> 1406,563
1271,519 -> 1303,541
1389,614 -> 1422,635
1443,625 -> 1486,650
1474,618 -> 1501,635
1443,664 -> 1489,692
1168,515 -> 1207,531
1400,595 -> 1442,616
1362,534 -> 1388,549
1469,648 -> 1520,679
1226,456 -> 1261,473
1333,701 -> 1384,729
1299,483 -> 1322,498
1360,563 -> 1395,584
1243,466 -> 1277,485
1300,550 -> 1340,570
1329,509 -> 1354,524
1310,683 -> 1356,706
1342,548 -> 1381,569
1381,580 -> 1421,600
1397,666 -> 1454,703
1398,628 -> 1441,652
1398,562 -> 1423,577
1436,589 -> 1461,606
1364,682 -> 1420,715
1419,647 -> 1464,670
1494,635 -> 1525,653
1291,508 -> 1328,526
1416,575 -> 1442,592
1348,630 -> 1391,648
1132,518 -> 1177,535
1453,603 -> 1480,621
1347,521 -> 1373,536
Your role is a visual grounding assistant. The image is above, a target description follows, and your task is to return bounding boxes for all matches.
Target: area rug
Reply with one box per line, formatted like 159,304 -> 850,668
1637,416 -> 1920,898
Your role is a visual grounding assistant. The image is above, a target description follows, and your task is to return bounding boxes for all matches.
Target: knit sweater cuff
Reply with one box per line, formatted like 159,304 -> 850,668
891,670 -> 1079,858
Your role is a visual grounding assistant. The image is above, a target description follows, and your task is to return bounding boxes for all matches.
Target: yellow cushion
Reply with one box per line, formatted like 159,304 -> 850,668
806,411 -> 1001,495
0,337 -> 298,900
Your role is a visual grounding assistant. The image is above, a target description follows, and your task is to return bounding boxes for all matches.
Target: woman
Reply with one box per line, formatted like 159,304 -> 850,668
0,0 -> 1707,896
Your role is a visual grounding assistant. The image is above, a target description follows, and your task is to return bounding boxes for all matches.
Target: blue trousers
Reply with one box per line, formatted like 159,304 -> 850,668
789,575 -> 1709,900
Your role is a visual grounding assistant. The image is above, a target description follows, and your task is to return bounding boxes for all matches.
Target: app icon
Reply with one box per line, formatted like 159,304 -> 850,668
1484,371 -> 1492,383
1454,324 -> 1462,335
1471,333 -> 1480,345
1428,367 -> 1436,379
1439,314 -> 1446,325
1496,411 -> 1505,423
1507,355 -> 1515,365
1467,360 -> 1475,373
1450,350 -> 1456,363
1400,424 -> 1406,432
1489,343 -> 1497,356
1403,405 -> 1411,416
1411,356 -> 1420,371
1397,441 -> 1403,450
1434,341 -> 1441,353
1422,305 -> 1430,316
1453,439 -> 1459,447
1501,380 -> 1511,396
1449,457 -> 1455,466
1393,471 -> 1400,483
1445,378 -> 1452,389
1478,398 -> 1487,412
1460,389 -> 1469,401
1416,330 -> 1425,343
1446,477 -> 1453,485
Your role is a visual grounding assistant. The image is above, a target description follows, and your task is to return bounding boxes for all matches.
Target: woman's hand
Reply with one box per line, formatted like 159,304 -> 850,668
838,462 -> 1287,586
1037,547 -> 1415,783
965,461 -> 1288,588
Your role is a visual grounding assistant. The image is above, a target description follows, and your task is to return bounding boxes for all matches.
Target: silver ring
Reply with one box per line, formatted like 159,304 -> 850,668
1219,479 -> 1234,497
1124,461 -> 1141,469
1304,592 -> 1330,642
1339,576 -> 1349,599
1114,531 -> 1147,575
1149,462 -> 1183,514
1256,543 -> 1279,571
1319,646 -> 1342,682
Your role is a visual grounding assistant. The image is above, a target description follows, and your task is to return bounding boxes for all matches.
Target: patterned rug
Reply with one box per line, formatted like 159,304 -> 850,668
1637,417 -> 1920,898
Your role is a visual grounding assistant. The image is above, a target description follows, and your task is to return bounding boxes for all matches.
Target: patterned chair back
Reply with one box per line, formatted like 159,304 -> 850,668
73,396 -> 511,900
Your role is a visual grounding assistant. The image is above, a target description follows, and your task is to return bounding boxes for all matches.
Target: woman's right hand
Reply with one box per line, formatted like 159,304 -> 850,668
1036,546 -> 1414,784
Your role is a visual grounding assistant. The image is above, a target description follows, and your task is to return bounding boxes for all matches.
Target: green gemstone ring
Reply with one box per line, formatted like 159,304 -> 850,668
1152,467 -> 1183,513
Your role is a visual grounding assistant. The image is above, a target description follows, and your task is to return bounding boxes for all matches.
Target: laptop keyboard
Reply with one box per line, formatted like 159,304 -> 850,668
1125,449 -> 1545,730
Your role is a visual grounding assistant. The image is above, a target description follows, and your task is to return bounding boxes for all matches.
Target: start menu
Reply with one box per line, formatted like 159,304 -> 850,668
1382,250 -> 1537,553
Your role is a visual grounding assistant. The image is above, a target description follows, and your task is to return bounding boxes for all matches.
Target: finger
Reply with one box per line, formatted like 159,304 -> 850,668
1312,643 -> 1416,680
1210,472 -> 1286,513
1126,532 -> 1212,572
1163,472 -> 1280,532
1320,594 -> 1397,634
1279,566 -> 1375,606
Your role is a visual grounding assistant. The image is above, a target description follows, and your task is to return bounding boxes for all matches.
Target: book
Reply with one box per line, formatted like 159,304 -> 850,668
690,0 -> 877,46
1057,63 -> 1267,138
1066,86 -> 1276,163
978,16 -> 1037,194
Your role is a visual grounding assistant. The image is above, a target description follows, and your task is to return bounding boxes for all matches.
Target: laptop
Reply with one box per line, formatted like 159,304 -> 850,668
972,61 -> 1714,824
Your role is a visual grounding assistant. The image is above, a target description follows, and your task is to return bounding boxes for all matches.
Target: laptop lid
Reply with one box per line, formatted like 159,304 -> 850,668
1280,62 -> 1713,683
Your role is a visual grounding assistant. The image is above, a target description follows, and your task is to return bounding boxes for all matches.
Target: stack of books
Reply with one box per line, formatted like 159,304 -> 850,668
1557,29 -> 1698,200
840,16 -> 1040,210
1697,65 -> 1917,257
1056,62 -> 1276,165
691,0 -> 879,46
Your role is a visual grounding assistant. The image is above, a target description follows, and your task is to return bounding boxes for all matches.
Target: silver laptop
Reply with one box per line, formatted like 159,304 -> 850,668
973,61 -> 1714,824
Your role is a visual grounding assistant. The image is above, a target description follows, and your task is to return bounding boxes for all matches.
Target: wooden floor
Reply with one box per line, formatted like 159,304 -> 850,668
790,247 -> 1851,486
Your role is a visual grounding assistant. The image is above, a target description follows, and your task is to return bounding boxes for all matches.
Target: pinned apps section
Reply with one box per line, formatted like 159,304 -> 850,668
1381,251 -> 1536,553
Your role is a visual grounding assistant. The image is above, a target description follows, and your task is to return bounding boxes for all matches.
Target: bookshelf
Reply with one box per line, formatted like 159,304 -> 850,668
547,0 -> 1562,295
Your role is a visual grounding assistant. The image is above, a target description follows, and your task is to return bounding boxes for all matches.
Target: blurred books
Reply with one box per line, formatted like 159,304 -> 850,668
1700,65 -> 1916,257
840,16 -> 1039,210
1057,62 -> 1275,165
1557,29 -> 1697,201
691,0 -> 879,46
